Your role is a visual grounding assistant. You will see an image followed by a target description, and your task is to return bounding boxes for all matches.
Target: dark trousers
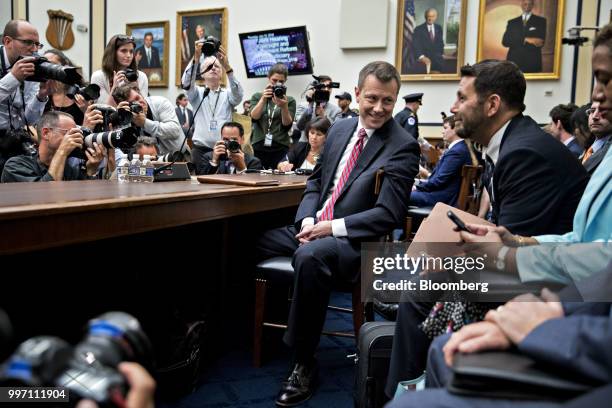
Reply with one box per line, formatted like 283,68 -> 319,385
252,142 -> 288,170
191,145 -> 213,175
385,299 -> 434,398
257,225 -> 359,362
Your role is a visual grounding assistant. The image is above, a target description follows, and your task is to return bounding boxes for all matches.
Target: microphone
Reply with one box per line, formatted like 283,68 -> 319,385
154,86 -> 209,175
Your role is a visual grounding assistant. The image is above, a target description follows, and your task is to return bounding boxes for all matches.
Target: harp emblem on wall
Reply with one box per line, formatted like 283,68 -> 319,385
46,9 -> 75,50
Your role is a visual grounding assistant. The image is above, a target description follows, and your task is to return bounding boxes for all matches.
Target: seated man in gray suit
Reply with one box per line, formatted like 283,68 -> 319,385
199,122 -> 262,174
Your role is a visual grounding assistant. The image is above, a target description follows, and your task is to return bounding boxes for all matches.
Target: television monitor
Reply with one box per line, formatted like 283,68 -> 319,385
238,26 -> 313,78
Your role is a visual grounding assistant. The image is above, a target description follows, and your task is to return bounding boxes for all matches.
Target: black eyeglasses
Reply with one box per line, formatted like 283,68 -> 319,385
12,37 -> 44,49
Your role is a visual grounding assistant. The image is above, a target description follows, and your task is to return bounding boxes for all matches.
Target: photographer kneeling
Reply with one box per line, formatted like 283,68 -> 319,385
200,121 -> 262,174
1,111 -> 107,182
112,84 -> 184,156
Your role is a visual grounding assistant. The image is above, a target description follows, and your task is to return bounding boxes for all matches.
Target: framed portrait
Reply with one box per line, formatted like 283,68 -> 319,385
126,21 -> 170,88
395,0 -> 468,81
477,0 -> 565,80
176,8 -> 228,87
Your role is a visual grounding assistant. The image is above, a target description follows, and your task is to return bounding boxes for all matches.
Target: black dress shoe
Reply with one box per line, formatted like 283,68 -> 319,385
275,361 -> 318,407
373,299 -> 399,321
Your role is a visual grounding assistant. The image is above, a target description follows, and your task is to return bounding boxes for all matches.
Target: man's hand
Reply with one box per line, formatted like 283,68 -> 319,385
229,148 -> 246,171
277,161 -> 294,172
85,142 -> 105,176
132,110 -> 146,128
524,37 -> 544,47
119,362 -> 156,408
273,94 -> 288,108
485,289 -> 564,344
216,45 -> 231,71
419,56 -> 432,66
295,224 -> 316,244
296,221 -> 333,244
10,57 -> 35,82
194,41 -> 203,62
83,105 -> 103,130
211,140 -> 226,164
57,128 -> 84,156
37,80 -> 52,100
315,103 -> 325,118
443,321 -> 511,366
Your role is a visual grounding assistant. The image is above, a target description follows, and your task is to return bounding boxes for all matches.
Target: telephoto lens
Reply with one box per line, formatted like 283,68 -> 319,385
20,54 -> 83,85
83,127 -> 139,150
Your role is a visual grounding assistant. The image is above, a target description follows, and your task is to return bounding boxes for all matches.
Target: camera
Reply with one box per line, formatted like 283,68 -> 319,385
219,139 -> 241,161
129,101 -> 143,114
90,104 -> 142,133
272,83 -> 286,98
82,127 -> 139,150
562,37 -> 589,46
122,68 -> 139,82
0,312 -> 153,407
562,26 -> 599,47
197,35 -> 221,57
18,54 -> 83,85
66,83 -> 101,102
308,75 -> 340,104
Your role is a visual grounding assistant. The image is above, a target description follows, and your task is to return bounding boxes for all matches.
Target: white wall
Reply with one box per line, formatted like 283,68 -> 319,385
0,1 -> 12,34
18,0 -> 585,124
599,0 -> 612,26
29,0 -> 91,77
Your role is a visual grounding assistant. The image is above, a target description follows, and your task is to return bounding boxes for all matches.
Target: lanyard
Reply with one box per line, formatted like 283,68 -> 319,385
207,90 -> 221,119
0,46 -> 28,130
266,100 -> 278,133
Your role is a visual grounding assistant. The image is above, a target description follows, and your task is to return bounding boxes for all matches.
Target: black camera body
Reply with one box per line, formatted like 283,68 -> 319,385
562,37 -> 589,46
197,35 -> 221,57
219,139 -> 241,161
66,83 -> 101,102
19,54 -> 83,85
122,68 -> 139,82
309,75 -> 340,104
272,83 -> 286,99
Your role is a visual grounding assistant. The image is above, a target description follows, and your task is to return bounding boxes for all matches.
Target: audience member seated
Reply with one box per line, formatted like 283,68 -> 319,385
249,63 -> 296,170
42,49 -> 89,126
277,117 -> 330,172
386,59 -> 589,400
295,74 -> 340,142
90,34 -> 148,106
571,103 -> 595,150
199,121 -> 262,174
583,102 -> 612,174
1,111 -> 108,182
546,103 -> 582,158
181,43 -> 243,173
112,84 -> 184,155
175,93 -> 194,140
409,114 -> 471,207
257,61 -> 420,406
134,136 -> 159,158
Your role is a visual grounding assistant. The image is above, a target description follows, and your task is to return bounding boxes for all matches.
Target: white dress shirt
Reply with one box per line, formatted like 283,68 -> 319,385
301,119 -> 374,237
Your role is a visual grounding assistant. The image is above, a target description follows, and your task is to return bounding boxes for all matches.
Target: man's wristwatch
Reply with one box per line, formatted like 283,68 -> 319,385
495,246 -> 510,271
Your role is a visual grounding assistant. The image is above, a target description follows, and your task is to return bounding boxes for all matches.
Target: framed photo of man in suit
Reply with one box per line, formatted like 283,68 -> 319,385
477,0 -> 565,79
395,0 -> 468,81
175,8 -> 228,87
126,21 -> 170,88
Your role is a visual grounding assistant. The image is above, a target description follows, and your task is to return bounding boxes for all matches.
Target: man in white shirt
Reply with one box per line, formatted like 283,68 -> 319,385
181,42 -> 243,175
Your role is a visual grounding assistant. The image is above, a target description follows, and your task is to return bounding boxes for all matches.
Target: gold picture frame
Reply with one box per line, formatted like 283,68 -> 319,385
126,21 -> 170,88
395,0 -> 468,81
176,7 -> 228,87
476,0 -> 565,80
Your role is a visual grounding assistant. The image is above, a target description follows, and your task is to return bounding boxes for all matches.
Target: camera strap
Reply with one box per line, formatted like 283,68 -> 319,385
266,99 -> 278,134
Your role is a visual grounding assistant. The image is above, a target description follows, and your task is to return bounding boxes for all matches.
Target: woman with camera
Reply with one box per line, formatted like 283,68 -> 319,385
90,34 -> 148,106
277,117 -> 330,172
42,49 -> 87,125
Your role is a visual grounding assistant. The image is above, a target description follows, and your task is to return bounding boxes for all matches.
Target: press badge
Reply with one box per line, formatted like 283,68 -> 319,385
209,120 -> 218,131
264,132 -> 273,147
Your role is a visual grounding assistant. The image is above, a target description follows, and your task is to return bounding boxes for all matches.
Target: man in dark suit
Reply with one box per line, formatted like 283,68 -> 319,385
410,115 -> 471,207
385,59 -> 588,399
583,102 -> 612,175
257,61 -> 420,406
175,93 -> 194,140
547,103 -> 583,159
502,0 -> 547,73
135,32 -> 161,69
199,122 -> 262,174
412,8 -> 445,73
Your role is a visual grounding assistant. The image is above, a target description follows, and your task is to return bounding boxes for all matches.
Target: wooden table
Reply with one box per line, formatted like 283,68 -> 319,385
0,175 -> 307,255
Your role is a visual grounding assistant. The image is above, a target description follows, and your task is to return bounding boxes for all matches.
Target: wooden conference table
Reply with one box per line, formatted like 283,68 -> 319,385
0,174 -> 308,255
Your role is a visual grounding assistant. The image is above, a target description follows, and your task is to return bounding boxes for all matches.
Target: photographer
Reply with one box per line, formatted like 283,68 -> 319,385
181,40 -> 243,175
1,111 -> 107,182
249,63 -> 296,169
295,74 -> 340,142
200,121 -> 262,174
90,34 -> 148,106
112,84 -> 183,155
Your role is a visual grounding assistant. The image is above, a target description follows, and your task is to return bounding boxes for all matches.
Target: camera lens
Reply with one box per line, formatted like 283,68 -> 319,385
273,84 -> 286,98
84,127 -> 138,150
123,69 -> 139,82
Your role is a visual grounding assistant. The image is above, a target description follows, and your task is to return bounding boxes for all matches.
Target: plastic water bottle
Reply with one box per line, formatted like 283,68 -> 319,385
117,158 -> 129,183
142,155 -> 155,183
129,155 -> 142,182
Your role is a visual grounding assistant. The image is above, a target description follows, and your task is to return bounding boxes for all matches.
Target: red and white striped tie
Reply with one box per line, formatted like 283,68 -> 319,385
319,128 -> 367,221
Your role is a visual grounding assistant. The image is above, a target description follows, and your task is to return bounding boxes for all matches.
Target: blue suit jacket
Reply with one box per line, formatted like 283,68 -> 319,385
412,23 -> 445,71
567,138 -> 584,159
410,140 -> 470,207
